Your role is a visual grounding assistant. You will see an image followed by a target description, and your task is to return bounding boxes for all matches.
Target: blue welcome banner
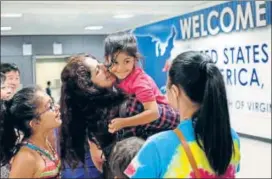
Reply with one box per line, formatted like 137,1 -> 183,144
132,1 -> 271,139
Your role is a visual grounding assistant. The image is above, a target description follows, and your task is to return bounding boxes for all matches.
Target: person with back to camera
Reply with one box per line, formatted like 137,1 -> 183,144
124,51 -> 241,178
105,137 -> 144,179
104,32 -> 180,136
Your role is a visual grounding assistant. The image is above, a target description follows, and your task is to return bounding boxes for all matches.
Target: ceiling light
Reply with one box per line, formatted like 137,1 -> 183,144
1,27 -> 12,31
84,26 -> 103,30
116,1 -> 130,3
1,13 -> 22,18
113,14 -> 134,19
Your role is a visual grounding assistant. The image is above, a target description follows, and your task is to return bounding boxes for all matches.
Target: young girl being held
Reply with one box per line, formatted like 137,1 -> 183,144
104,32 -> 179,136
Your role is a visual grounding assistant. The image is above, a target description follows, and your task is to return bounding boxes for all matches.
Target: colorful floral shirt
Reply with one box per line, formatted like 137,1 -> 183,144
124,119 -> 241,178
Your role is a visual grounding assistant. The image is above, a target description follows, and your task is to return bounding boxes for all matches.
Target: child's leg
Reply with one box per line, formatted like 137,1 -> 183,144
117,127 -> 138,141
117,96 -> 180,140
145,103 -> 180,131
117,96 -> 145,140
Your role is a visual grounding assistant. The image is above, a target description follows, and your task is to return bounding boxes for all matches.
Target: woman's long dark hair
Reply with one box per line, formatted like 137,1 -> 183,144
168,51 -> 234,176
0,87 -> 40,166
59,55 -> 128,168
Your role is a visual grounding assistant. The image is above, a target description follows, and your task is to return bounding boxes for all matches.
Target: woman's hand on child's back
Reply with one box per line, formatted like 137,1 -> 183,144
108,118 -> 127,133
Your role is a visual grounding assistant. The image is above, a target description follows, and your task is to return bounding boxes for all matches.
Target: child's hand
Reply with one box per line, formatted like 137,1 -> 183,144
108,118 -> 126,133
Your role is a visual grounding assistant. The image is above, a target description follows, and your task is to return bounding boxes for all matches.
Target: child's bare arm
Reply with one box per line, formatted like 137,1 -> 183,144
108,100 -> 160,132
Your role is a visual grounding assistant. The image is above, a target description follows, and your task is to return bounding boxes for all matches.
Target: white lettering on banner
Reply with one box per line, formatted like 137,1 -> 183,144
220,7 -> 235,33
192,15 -> 200,38
236,2 -> 254,30
200,43 -> 269,88
207,10 -> 220,36
180,17 -> 191,39
180,1 -> 268,40
256,1 -> 267,27
200,14 -> 208,36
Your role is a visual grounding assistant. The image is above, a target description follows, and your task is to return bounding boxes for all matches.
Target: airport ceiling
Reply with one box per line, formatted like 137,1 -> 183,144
1,1 -> 224,36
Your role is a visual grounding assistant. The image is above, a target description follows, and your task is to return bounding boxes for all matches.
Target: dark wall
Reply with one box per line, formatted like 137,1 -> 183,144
1,35 -> 107,86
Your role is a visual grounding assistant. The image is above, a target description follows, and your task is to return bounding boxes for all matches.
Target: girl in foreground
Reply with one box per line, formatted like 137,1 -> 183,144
0,87 -> 61,178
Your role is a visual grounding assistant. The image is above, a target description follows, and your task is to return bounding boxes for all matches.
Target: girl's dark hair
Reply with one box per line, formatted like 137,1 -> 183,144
0,87 -> 40,166
60,54 -> 128,168
108,137 -> 144,178
104,32 -> 141,67
168,51 -> 234,176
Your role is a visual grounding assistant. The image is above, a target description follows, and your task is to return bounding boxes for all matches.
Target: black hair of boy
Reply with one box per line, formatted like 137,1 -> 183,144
0,63 -> 20,74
